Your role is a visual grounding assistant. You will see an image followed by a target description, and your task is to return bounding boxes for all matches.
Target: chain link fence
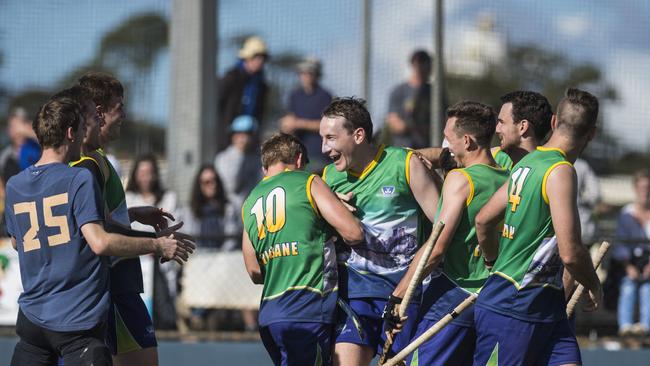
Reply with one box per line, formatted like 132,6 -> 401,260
1,0 -> 650,340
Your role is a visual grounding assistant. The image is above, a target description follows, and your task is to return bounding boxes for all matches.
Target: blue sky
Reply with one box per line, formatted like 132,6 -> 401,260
2,0 -> 650,149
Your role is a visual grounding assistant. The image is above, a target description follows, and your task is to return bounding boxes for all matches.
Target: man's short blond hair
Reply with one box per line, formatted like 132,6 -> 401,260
261,133 -> 308,169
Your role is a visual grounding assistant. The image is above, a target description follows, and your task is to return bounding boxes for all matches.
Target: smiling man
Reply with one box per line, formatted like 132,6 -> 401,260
388,101 -> 508,366
319,97 -> 441,366
416,90 -> 552,173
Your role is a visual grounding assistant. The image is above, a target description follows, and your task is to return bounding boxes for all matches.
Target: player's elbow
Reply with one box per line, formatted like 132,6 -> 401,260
559,250 -> 581,268
475,210 -> 491,230
341,222 -> 364,245
249,270 -> 264,284
88,235 -> 111,256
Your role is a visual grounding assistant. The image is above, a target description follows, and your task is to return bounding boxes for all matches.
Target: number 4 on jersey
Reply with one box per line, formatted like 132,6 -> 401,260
250,187 -> 287,239
509,167 -> 531,212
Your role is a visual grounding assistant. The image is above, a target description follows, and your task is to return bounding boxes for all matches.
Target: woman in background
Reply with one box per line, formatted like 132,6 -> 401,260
125,154 -> 179,330
182,164 -> 227,250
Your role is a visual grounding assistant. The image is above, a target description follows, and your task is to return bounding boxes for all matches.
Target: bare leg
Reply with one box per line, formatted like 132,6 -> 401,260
242,309 -> 258,331
333,342 -> 374,366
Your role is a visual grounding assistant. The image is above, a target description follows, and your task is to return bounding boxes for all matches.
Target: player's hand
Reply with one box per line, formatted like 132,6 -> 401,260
158,227 -> 197,264
129,206 -> 175,231
336,192 -> 356,212
155,235 -> 191,265
583,283 -> 603,312
439,147 -> 457,176
382,295 -> 406,333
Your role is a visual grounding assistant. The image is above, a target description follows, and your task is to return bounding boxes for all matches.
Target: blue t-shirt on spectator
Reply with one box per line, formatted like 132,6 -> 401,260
4,163 -> 107,332
287,85 -> 332,166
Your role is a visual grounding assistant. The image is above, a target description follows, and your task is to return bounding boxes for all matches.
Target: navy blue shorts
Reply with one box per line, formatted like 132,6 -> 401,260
260,322 -> 333,366
106,293 -> 157,355
405,319 -> 475,366
334,298 -> 418,356
474,307 -> 581,366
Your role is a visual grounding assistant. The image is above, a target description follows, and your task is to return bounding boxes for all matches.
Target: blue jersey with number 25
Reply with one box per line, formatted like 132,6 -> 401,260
4,163 -> 107,332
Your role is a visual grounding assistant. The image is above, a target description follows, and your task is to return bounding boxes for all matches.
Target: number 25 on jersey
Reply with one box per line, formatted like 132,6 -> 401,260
13,193 -> 71,252
250,187 -> 286,239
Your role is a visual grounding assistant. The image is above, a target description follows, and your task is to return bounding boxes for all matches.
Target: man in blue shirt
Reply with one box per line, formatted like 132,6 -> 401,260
280,58 -> 333,173
5,96 -> 190,366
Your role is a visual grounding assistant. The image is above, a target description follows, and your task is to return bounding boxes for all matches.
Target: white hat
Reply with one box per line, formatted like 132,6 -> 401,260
239,36 -> 268,60
297,57 -> 322,77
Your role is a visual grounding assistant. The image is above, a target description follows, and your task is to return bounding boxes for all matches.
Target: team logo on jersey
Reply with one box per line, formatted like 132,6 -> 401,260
379,185 -> 395,197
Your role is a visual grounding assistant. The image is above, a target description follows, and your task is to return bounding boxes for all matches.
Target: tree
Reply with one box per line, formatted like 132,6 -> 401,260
446,43 -> 620,173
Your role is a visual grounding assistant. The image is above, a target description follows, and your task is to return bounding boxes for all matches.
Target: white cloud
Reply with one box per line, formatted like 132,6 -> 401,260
554,14 -> 590,39
604,50 -> 650,150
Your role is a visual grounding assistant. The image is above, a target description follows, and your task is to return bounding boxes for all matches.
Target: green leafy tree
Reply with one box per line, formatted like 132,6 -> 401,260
446,43 -> 620,172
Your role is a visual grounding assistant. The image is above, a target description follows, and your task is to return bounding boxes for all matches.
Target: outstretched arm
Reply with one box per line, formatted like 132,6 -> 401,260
547,164 -> 602,311
310,175 -> 364,245
475,182 -> 508,264
81,222 -> 192,265
392,170 -> 468,298
408,152 -> 442,223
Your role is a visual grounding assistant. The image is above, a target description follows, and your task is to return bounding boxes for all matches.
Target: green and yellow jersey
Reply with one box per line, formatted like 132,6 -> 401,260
477,147 -> 571,322
422,164 -> 508,325
71,149 -> 142,294
323,145 -> 428,300
242,170 -> 337,326
491,147 -> 514,172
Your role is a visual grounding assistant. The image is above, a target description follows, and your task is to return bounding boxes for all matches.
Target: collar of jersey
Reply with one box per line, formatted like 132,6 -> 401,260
262,168 -> 294,181
347,144 -> 385,180
536,146 -> 566,157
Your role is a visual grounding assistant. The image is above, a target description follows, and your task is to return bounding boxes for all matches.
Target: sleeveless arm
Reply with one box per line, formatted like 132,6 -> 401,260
242,230 -> 263,284
407,151 -> 442,222
310,175 -> 364,245
475,181 -> 508,262
546,163 -> 602,308
392,170 -> 468,298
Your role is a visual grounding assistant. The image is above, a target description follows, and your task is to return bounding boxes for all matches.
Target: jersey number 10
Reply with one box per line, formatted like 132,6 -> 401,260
13,193 -> 71,252
250,187 -> 287,239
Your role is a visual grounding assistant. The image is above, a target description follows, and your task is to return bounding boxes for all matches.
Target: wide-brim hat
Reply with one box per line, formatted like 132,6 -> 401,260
239,36 -> 268,60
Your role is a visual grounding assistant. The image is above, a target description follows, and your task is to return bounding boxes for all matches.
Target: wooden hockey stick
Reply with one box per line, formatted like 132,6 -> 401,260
566,241 -> 611,318
377,221 -> 445,365
381,293 -> 478,366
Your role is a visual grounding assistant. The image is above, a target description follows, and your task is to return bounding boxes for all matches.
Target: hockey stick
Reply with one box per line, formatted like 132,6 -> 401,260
566,241 -> 611,318
381,293 -> 478,366
377,221 -> 445,365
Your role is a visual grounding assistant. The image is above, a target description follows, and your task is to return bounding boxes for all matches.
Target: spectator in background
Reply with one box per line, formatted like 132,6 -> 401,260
614,168 -> 650,336
125,154 -> 180,330
215,115 -> 262,250
280,57 -> 332,173
179,164 -> 227,250
217,36 -> 269,150
0,108 -> 41,184
383,49 -> 433,149
214,115 -> 262,332
574,158 -> 602,245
